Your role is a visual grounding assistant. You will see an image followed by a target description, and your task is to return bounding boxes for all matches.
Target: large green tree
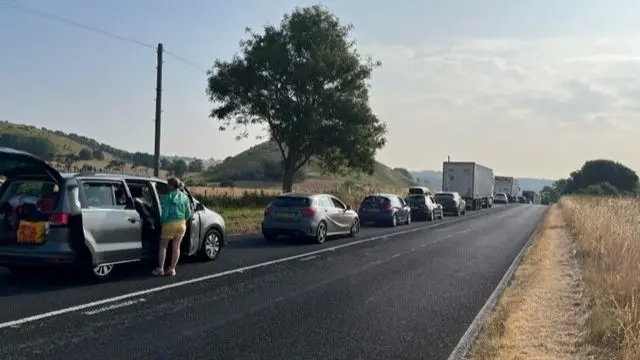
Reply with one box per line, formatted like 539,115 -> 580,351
563,159 -> 638,194
206,5 -> 387,192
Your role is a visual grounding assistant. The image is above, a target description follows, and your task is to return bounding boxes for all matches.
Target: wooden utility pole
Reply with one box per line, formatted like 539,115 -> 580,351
153,43 -> 163,177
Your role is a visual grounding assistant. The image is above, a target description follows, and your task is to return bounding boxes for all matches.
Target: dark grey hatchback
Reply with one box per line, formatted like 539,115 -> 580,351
357,194 -> 411,227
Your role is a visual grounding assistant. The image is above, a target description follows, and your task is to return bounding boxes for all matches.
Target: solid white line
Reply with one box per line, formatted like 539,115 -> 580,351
0,207 -> 504,330
82,298 -> 146,316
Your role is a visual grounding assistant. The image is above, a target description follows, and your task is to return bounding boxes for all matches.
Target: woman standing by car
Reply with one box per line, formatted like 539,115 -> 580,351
153,177 -> 192,277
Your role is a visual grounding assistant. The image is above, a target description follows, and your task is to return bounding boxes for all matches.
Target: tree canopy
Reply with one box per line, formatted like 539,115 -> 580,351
206,5 -> 387,192
540,159 -> 638,203
563,159 -> 638,194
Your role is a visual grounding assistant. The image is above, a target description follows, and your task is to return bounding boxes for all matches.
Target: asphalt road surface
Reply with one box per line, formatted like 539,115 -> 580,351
0,203 -> 546,360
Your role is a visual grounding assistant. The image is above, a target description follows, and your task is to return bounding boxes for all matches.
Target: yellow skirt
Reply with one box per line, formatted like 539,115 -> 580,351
161,220 -> 187,240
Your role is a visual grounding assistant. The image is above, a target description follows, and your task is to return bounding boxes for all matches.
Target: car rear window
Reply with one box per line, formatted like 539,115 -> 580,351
271,196 -> 311,207
408,188 -> 427,195
406,195 -> 425,204
435,193 -> 454,200
361,196 -> 390,206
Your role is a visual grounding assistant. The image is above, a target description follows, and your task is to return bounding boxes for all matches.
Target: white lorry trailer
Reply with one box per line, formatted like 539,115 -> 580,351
441,161 -> 494,211
494,176 -> 521,201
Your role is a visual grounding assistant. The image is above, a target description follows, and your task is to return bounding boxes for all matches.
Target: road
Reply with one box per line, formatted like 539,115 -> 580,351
0,204 -> 546,360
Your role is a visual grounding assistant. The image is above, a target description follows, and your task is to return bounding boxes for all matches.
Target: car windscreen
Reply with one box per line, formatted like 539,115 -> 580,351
361,196 -> 390,207
271,196 -> 311,208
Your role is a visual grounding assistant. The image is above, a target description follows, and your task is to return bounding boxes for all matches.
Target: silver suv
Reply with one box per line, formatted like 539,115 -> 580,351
0,147 -> 226,281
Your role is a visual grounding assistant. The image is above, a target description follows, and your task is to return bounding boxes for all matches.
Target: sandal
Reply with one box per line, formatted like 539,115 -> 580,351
164,269 -> 176,277
152,268 -> 164,276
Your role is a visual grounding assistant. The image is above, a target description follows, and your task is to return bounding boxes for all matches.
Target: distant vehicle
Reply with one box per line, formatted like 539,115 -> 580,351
494,176 -> 521,202
407,186 -> 432,196
261,193 -> 359,244
493,192 -> 509,204
442,162 -> 494,210
517,196 -> 526,203
0,147 -> 226,282
405,193 -> 443,221
434,191 -> 466,216
358,194 -> 411,227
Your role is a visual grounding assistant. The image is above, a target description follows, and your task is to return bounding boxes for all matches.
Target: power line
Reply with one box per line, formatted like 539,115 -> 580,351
0,0 -> 156,50
0,0 -> 207,72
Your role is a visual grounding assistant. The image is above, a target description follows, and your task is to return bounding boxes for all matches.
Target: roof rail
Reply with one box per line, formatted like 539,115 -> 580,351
76,171 -> 155,177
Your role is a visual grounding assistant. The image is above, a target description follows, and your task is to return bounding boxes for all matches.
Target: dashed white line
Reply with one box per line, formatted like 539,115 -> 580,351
83,298 -> 146,316
299,255 -> 318,262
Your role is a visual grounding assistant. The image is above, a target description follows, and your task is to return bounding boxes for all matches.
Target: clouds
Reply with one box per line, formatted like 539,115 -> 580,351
362,36 -> 640,177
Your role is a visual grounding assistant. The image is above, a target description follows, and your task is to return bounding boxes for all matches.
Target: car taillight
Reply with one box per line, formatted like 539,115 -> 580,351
264,207 -> 272,216
301,208 -> 316,217
49,212 -> 69,226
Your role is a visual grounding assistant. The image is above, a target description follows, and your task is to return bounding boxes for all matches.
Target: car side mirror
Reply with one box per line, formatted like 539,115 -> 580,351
346,205 -> 352,211
195,203 -> 205,211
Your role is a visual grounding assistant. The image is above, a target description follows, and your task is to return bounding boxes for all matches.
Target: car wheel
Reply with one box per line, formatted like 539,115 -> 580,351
349,219 -> 360,237
199,228 -> 222,261
90,263 -> 114,282
391,214 -> 398,227
315,221 -> 328,244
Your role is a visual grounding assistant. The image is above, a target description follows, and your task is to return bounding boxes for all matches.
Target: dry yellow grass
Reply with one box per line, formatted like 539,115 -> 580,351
469,197 -> 640,360
469,204 -> 593,360
561,196 -> 640,360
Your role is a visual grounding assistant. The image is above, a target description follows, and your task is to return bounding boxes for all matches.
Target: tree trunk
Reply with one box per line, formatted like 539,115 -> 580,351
281,169 -> 295,193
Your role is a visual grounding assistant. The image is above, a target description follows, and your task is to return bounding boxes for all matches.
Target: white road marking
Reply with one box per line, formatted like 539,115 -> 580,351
0,208 -> 502,330
391,253 -> 401,258
299,255 -> 318,262
83,298 -> 146,316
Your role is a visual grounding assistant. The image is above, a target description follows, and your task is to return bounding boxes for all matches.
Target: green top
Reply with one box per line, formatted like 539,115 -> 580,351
159,190 -> 192,223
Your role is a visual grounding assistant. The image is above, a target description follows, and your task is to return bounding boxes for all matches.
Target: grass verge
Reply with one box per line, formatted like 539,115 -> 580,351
468,204 -> 591,359
216,207 -> 264,235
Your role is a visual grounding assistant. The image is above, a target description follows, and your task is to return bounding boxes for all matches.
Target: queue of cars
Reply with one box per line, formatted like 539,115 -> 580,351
260,186 -> 474,244
0,147 -> 510,283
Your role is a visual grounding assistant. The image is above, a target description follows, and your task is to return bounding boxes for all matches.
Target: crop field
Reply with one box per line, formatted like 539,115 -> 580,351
559,196 -> 640,359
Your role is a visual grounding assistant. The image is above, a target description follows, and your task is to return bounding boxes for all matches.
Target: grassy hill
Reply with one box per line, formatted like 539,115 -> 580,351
0,121 -> 168,176
208,141 -> 415,189
0,121 -> 413,189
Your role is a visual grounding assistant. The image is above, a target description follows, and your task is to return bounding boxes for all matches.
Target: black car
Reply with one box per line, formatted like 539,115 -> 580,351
405,194 -> 443,221
358,194 -> 411,227
434,192 -> 466,216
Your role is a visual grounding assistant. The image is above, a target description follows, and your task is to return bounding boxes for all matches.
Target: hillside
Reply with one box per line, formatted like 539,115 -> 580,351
208,141 -> 415,189
409,170 -> 555,192
0,121 -> 171,176
0,121 -> 413,189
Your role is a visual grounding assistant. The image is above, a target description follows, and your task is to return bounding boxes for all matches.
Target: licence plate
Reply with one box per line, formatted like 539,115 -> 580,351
366,208 -> 379,213
277,212 -> 296,218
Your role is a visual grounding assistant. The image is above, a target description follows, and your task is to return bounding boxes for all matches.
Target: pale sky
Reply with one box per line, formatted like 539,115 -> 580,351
2,0 -> 640,179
